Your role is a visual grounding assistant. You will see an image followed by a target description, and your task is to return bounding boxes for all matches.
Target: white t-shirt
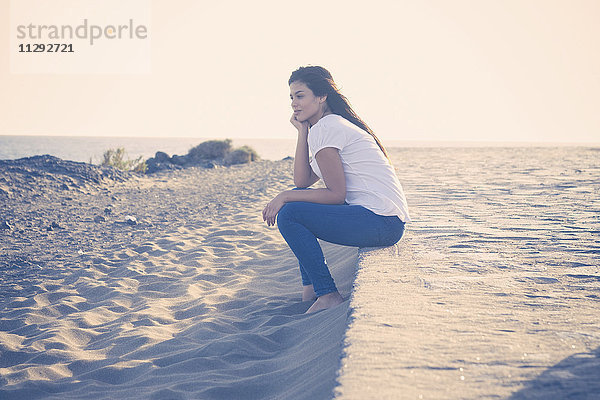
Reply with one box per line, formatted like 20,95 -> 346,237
308,114 -> 411,222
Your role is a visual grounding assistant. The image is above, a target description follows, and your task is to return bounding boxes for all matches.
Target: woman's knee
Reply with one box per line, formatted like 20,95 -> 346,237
276,203 -> 295,229
385,220 -> 405,246
276,202 -> 305,229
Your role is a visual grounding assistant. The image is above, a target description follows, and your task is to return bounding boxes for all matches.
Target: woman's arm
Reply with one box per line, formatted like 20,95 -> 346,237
287,147 -> 346,204
292,116 -> 320,188
263,147 -> 346,226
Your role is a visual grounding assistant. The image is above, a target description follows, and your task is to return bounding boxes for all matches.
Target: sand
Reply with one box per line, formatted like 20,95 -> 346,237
0,158 -> 356,399
1,147 -> 599,399
337,147 -> 600,399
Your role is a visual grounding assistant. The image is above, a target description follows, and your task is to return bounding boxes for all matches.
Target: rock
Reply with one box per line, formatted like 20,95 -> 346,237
170,154 -> 189,166
1,221 -> 12,230
145,159 -> 157,173
145,158 -> 184,174
155,151 -> 170,163
61,183 -> 70,190
282,156 -> 294,161
125,216 -> 137,226
94,215 -> 106,223
104,207 -> 112,215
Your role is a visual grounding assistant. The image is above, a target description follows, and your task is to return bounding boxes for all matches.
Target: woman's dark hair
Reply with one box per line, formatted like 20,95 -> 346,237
288,66 -> 390,161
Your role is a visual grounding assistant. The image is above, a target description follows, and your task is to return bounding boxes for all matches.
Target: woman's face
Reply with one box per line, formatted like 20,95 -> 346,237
289,81 -> 327,126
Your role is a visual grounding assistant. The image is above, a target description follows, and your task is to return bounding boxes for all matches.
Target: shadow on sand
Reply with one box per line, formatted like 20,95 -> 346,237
509,346 -> 600,400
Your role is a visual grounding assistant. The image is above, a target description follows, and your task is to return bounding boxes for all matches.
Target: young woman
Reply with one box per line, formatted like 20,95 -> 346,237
262,66 -> 410,313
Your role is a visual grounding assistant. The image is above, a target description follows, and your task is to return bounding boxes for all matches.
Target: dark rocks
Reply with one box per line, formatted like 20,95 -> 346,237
170,154 -> 189,166
145,157 -> 183,174
149,151 -> 178,168
1,221 -> 12,230
145,157 -> 157,172
94,215 -> 106,223
154,151 -> 170,163
125,216 -> 137,226
104,207 -> 112,215
144,140 -> 258,174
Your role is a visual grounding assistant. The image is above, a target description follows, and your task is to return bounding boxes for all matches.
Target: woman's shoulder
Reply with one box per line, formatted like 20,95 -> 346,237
309,115 -> 354,150
314,114 -> 360,135
311,115 -> 350,138
319,113 -> 347,127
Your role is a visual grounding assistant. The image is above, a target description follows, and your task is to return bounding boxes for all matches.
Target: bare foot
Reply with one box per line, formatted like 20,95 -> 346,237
302,285 -> 316,302
305,291 -> 344,314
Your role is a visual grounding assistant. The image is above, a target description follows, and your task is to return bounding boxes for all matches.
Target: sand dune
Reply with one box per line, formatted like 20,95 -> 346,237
1,147 -> 599,399
0,159 -> 357,399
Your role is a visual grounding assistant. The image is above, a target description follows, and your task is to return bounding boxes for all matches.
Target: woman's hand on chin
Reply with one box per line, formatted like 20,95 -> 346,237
290,113 -> 309,133
262,192 -> 287,227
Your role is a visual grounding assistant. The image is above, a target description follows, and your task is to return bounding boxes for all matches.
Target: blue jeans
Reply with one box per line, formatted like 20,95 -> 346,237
276,201 -> 405,297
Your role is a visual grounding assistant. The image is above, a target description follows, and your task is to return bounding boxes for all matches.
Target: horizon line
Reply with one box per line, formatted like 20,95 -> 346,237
1,134 -> 598,147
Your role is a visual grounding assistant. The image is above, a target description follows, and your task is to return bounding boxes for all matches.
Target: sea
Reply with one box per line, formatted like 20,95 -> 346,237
0,136 -> 297,163
1,135 -> 597,163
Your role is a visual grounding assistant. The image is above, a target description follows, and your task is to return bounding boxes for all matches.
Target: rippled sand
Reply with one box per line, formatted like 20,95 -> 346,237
1,147 -> 598,399
337,147 -> 600,399
0,160 -> 357,399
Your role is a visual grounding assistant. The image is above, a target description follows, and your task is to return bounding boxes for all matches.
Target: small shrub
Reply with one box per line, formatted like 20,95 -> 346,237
100,148 -> 147,173
187,139 -> 232,161
224,146 -> 260,165
238,145 -> 260,161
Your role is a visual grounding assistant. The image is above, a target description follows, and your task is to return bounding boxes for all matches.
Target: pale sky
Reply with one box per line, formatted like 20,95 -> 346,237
1,0 -> 599,143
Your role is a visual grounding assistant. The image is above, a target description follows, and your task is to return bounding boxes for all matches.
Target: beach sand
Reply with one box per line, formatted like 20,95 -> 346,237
337,147 -> 600,399
0,158 -> 356,399
1,147 -> 599,399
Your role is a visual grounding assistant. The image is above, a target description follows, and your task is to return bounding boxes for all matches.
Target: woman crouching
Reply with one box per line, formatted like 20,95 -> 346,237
262,66 -> 411,313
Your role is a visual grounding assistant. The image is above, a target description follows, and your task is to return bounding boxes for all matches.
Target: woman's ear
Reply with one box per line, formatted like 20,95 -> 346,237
319,95 -> 328,104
